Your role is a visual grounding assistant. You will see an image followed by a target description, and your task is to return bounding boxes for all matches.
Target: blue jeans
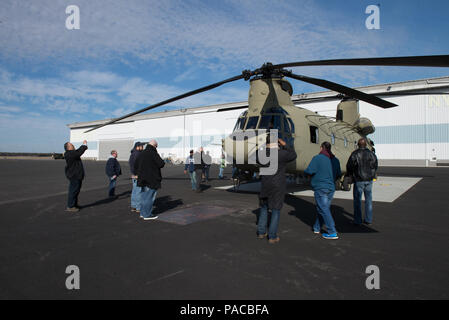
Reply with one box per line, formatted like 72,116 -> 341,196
108,178 -> 116,197
205,166 -> 210,181
232,167 -> 238,178
313,189 -> 337,234
189,171 -> 197,190
140,187 -> 158,218
353,181 -> 373,224
218,167 -> 224,179
257,205 -> 281,239
131,178 -> 141,210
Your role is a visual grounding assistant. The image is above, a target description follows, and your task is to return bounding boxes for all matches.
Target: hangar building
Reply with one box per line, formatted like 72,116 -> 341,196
68,76 -> 449,166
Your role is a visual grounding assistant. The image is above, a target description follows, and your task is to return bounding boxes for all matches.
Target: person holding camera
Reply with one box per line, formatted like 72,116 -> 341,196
257,136 -> 297,244
63,140 -> 88,212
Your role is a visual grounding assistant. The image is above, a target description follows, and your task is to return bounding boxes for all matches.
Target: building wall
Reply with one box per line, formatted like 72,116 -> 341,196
70,94 -> 449,165
70,109 -> 244,162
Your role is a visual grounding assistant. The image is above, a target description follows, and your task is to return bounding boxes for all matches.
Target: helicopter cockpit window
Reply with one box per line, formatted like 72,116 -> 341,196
245,116 -> 259,130
233,117 -> 246,131
287,118 -> 295,133
309,126 -> 319,144
283,117 -> 291,134
258,114 -> 281,131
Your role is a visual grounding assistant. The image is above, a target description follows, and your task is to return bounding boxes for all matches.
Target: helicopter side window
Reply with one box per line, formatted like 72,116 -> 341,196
245,116 -> 259,130
309,126 -> 319,144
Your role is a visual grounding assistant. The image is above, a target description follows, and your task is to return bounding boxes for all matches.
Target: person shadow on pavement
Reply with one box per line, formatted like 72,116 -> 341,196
283,194 -> 378,234
79,190 -> 131,210
152,196 -> 184,215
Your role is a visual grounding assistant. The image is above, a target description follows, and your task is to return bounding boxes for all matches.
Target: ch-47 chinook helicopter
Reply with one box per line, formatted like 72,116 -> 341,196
86,55 -> 449,189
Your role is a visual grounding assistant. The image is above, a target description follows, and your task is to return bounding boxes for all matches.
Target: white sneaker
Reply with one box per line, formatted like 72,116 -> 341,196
143,215 -> 158,220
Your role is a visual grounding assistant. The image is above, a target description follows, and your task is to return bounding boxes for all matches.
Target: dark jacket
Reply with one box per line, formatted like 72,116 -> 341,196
128,143 -> 142,175
135,145 -> 165,189
64,145 -> 88,180
105,157 -> 122,178
259,146 -> 297,210
346,147 -> 378,182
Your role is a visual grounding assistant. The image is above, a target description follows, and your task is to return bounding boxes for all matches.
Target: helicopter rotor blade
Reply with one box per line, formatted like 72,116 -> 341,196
84,73 -> 246,133
283,72 -> 397,108
273,55 -> 449,69
293,91 -> 449,104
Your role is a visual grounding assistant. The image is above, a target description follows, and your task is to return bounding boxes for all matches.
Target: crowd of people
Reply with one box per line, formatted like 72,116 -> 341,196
63,136 -> 378,241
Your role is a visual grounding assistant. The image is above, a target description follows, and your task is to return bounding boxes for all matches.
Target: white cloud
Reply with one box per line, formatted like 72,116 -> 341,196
0,67 -> 250,120
27,112 -> 42,117
0,105 -> 21,112
0,0 -> 388,79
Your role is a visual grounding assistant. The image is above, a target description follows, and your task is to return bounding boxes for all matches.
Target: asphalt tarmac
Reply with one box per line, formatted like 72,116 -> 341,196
0,159 -> 448,299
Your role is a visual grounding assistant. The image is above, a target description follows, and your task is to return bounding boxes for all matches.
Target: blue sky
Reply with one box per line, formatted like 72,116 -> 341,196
0,0 -> 448,152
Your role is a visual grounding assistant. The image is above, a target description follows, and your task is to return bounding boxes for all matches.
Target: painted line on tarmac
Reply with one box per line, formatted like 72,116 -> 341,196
145,270 -> 185,285
0,181 -> 131,206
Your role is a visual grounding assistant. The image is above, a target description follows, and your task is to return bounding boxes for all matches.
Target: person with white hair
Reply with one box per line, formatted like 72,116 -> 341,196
134,139 -> 165,220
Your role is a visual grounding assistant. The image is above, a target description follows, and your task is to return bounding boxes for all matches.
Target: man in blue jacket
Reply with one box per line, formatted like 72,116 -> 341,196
305,141 -> 341,240
105,150 -> 122,198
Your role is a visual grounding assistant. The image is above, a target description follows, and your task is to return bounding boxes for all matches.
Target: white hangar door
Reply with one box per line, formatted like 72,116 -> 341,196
98,139 -> 134,161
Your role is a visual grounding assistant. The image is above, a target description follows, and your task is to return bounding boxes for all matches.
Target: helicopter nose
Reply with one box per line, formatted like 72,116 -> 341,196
223,131 -> 267,165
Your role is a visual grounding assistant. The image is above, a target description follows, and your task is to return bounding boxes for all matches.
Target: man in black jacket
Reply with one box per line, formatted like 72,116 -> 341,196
346,138 -> 378,226
129,142 -> 144,212
258,137 -> 297,244
64,140 -> 88,212
105,150 -> 122,198
134,139 -> 165,220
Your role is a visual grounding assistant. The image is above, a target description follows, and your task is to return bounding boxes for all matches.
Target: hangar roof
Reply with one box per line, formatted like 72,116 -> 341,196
68,76 -> 449,129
